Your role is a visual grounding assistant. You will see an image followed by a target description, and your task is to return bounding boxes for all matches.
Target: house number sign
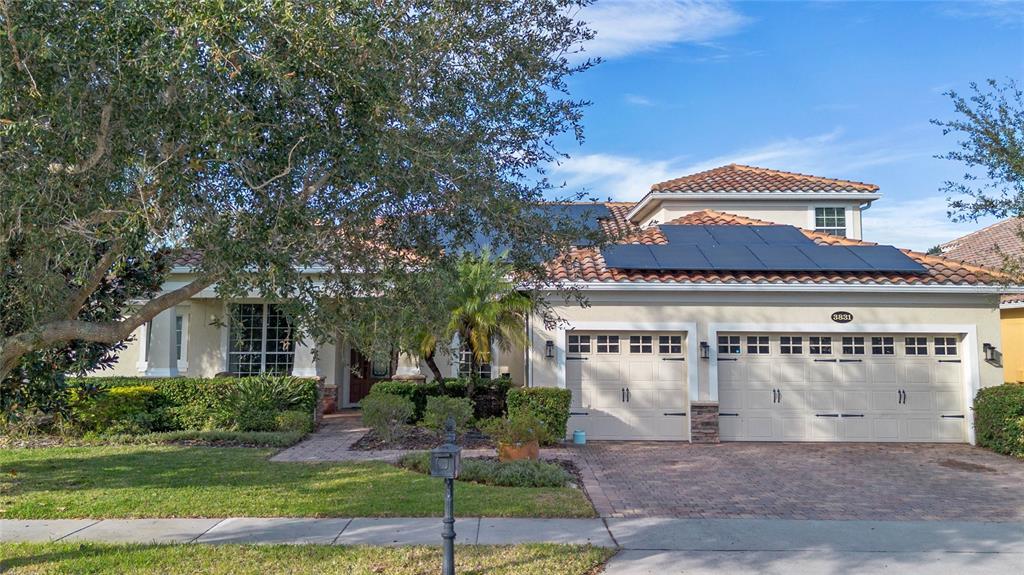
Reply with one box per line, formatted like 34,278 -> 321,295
831,311 -> 854,323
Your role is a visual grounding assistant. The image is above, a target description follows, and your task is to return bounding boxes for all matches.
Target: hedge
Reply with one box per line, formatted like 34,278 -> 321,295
368,378 -> 510,420
974,383 -> 1024,458
506,387 -> 571,444
66,376 -> 318,435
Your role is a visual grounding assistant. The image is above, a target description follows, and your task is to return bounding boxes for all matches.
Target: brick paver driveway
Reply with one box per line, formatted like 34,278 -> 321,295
574,442 -> 1024,521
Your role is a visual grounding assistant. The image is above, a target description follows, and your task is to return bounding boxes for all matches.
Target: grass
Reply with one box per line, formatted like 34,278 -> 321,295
0,542 -> 615,574
0,430 -> 307,449
0,446 -> 595,518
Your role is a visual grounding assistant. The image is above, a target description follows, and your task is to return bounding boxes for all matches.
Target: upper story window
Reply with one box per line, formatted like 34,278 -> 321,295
228,303 -> 294,376
815,207 -> 846,237
458,345 -> 492,379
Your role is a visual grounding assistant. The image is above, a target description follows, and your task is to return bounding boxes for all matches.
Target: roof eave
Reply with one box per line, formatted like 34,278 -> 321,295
625,191 -> 882,223
546,280 -> 1006,294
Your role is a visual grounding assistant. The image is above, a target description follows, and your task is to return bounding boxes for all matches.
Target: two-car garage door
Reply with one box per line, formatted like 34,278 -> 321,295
717,333 -> 966,442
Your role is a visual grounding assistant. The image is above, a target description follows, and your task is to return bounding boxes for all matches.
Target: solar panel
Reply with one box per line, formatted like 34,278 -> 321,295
706,226 -> 764,246
752,226 -> 815,246
660,225 -> 716,245
700,246 -> 767,270
847,245 -> 927,273
748,245 -> 820,271
602,244 -> 659,269
651,246 -> 712,269
798,245 -> 876,271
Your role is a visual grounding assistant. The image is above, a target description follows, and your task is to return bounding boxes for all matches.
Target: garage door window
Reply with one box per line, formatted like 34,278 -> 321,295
809,336 -> 832,355
718,335 -> 741,354
905,337 -> 928,355
747,335 -> 770,354
780,336 -> 803,354
568,334 -> 591,354
629,335 -> 653,353
842,336 -> 865,355
934,337 -> 957,356
659,335 -> 682,354
871,336 -> 894,355
596,335 -> 619,353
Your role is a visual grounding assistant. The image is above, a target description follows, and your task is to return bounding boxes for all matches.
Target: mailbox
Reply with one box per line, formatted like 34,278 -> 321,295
430,443 -> 461,479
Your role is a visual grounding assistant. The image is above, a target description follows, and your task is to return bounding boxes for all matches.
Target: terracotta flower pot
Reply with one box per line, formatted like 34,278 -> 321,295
497,440 -> 540,462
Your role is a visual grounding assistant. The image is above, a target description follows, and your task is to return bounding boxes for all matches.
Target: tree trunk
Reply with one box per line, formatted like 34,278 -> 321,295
424,351 -> 445,390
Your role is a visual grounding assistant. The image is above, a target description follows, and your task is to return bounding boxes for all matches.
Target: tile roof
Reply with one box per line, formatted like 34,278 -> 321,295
1003,294 -> 1024,306
555,207 -> 1004,286
650,164 -> 880,194
940,217 -> 1024,270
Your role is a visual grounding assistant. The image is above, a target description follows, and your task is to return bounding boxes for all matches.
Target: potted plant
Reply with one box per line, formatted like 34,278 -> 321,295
481,413 -> 550,462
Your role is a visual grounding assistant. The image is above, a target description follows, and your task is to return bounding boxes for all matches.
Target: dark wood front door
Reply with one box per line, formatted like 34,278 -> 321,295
349,349 -> 392,404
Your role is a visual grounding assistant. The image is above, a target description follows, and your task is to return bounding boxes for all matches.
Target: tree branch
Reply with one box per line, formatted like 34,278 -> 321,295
68,103 -> 113,174
1,0 -> 39,97
63,238 -> 125,320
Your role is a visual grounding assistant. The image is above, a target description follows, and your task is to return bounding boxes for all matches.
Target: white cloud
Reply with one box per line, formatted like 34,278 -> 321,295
551,153 -> 683,200
862,197 -> 998,252
578,0 -> 749,60
624,93 -> 655,106
937,0 -> 1024,26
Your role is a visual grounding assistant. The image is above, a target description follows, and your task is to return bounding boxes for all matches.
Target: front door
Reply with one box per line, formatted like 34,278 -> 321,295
349,349 -> 392,404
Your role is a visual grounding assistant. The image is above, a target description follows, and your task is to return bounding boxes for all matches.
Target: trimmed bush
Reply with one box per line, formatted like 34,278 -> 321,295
506,387 -> 571,444
397,452 -> 570,487
974,383 -> 1024,458
369,377 -> 511,421
480,413 -> 549,445
370,381 -> 438,419
98,429 -> 306,448
276,410 -> 314,434
360,393 -> 415,441
70,385 -> 167,434
422,396 -> 474,435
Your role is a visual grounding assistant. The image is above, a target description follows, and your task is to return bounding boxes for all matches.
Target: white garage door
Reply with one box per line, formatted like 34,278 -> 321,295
565,332 -> 689,440
718,333 -> 966,443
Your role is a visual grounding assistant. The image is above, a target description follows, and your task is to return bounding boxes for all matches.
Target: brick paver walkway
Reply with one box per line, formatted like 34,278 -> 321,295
574,441 -> 1024,521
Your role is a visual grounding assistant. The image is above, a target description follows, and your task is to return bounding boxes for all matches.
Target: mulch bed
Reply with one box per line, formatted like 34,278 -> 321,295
351,425 -> 496,451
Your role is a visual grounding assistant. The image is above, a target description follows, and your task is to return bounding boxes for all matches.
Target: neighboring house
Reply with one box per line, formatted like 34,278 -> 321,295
98,164 -> 1007,445
940,217 -> 1024,383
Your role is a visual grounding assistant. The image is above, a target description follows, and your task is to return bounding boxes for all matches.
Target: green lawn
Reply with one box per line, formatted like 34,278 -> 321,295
0,543 -> 615,574
0,446 -> 595,518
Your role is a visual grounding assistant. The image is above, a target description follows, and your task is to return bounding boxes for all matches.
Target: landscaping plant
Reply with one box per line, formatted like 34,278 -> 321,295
421,396 -> 475,437
397,452 -> 571,488
974,383 -> 1024,458
218,375 -> 310,432
506,388 -> 571,445
360,393 -> 416,442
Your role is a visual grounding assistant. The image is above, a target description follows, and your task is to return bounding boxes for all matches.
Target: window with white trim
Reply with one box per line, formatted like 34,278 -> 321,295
718,335 -> 740,354
458,346 -> 492,379
842,336 -> 865,355
809,336 -> 832,355
629,335 -> 653,354
228,303 -> 295,375
658,335 -> 682,354
746,335 -> 769,354
143,314 -> 185,364
934,337 -> 957,356
871,336 -> 894,355
814,207 -> 846,237
567,334 -> 591,354
905,337 -> 928,355
596,335 -> 619,353
780,336 -> 803,354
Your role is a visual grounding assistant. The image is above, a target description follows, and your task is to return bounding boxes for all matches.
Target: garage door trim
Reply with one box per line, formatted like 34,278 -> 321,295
708,322 -> 981,444
556,321 -> 699,404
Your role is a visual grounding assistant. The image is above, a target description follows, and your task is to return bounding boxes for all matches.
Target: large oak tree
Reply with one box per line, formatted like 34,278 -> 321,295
0,0 -> 604,381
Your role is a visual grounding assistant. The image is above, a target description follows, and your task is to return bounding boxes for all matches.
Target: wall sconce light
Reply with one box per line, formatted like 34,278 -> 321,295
983,343 -> 1002,366
699,341 -> 710,359
545,340 -> 555,359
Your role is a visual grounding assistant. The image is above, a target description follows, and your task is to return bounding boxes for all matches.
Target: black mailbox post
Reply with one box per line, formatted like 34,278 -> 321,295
430,417 -> 461,575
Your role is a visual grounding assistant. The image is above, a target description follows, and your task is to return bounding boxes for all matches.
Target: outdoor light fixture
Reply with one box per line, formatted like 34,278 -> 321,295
545,340 -> 555,359
983,343 -> 1001,366
699,341 -> 710,359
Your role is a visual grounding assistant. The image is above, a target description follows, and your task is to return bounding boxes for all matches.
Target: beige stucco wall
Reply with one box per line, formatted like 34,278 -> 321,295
526,290 -> 1003,400
641,200 -> 865,240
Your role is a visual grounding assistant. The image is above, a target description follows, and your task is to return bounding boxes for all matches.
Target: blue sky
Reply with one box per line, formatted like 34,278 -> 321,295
552,0 -> 1024,250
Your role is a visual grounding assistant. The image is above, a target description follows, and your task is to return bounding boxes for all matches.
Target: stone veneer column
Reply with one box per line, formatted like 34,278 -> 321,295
690,401 -> 720,443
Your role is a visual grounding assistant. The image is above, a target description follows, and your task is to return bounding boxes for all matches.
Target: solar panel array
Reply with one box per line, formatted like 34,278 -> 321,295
602,225 -> 926,273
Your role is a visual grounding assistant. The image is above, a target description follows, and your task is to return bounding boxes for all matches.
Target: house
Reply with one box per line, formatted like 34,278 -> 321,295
99,164 -> 1007,445
939,218 -> 1024,382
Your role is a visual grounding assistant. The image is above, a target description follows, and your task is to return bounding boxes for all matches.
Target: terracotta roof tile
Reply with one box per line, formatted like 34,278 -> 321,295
940,217 -> 1024,270
651,164 -> 879,194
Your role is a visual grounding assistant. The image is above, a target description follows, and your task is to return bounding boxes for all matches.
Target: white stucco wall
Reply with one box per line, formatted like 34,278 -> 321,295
639,199 -> 865,240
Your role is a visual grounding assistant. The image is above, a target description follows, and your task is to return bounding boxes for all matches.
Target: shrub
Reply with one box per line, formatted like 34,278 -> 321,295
360,393 -> 415,442
369,380 -> 438,420
70,385 -> 166,434
480,412 -> 550,445
396,452 -> 569,487
276,410 -> 313,434
218,375 -> 310,432
370,377 -> 511,421
422,396 -> 474,435
506,387 -> 570,444
98,429 -> 306,448
974,384 -> 1024,457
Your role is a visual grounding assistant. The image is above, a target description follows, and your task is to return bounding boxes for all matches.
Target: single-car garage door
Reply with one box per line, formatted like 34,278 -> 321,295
566,332 -> 689,440
718,333 -> 966,442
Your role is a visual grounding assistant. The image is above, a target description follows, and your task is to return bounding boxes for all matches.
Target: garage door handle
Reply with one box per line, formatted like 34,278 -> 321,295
626,388 -> 630,402
839,359 -> 862,363
941,414 -> 965,419
815,413 -> 839,417
662,357 -> 685,361
663,412 -> 687,416
814,359 -> 837,363
567,356 -> 588,361
840,413 -> 864,418
570,411 -> 589,416
719,413 -> 739,417
621,388 -> 625,402
718,358 -> 738,362
937,359 -> 961,363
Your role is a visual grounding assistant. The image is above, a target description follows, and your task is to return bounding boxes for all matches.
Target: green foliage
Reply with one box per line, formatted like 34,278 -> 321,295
397,452 -> 570,488
506,388 -> 571,444
421,396 -> 475,435
360,393 -> 415,442
974,384 -> 1024,458
218,375 -> 311,432
369,377 -> 510,420
70,385 -> 166,434
97,430 -> 306,448
275,410 -> 313,434
480,413 -> 550,446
